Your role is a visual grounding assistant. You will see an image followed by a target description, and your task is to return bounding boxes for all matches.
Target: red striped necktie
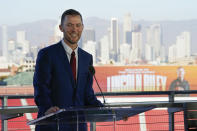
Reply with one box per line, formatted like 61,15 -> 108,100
70,51 -> 76,82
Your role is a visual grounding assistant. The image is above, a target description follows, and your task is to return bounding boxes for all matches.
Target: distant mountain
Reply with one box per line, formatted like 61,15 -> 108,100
84,17 -> 110,41
1,18 -> 197,54
7,19 -> 57,46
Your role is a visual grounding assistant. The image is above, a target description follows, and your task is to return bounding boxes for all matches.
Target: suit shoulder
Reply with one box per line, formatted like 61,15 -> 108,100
78,48 -> 92,57
39,42 -> 61,54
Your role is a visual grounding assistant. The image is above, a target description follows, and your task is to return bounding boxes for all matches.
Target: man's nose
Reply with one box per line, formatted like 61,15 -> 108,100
71,25 -> 77,30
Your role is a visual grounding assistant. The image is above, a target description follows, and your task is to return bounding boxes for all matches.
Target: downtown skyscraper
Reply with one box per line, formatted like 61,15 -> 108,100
110,18 -> 119,61
99,35 -> 110,64
16,30 -> 30,54
145,24 -> 163,62
123,13 -> 132,45
82,28 -> 96,44
130,25 -> 142,62
168,31 -> 191,62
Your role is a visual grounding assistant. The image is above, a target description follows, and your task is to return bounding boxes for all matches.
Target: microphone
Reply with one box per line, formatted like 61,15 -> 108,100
89,65 -> 106,104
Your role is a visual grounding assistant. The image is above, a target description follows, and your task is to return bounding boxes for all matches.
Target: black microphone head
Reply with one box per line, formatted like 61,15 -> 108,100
89,65 -> 95,75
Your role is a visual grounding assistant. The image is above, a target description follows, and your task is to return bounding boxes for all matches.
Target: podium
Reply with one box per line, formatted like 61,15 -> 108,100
27,106 -> 155,131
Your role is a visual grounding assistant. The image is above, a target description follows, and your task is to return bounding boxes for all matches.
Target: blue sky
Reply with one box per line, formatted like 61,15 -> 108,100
0,0 -> 197,25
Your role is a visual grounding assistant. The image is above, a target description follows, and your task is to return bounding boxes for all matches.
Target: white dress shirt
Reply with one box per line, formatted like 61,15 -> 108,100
61,40 -> 78,79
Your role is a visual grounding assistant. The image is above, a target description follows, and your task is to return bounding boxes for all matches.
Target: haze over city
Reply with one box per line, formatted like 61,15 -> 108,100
0,0 -> 197,66
0,0 -> 197,25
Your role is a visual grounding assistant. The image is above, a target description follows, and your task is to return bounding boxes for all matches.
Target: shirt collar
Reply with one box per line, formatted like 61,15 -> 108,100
61,39 -> 78,55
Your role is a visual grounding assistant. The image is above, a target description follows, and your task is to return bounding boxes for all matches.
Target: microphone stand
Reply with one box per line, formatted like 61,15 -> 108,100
93,74 -> 106,104
89,65 -> 106,105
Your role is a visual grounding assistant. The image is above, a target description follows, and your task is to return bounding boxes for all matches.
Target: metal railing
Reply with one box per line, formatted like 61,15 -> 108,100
1,90 -> 197,131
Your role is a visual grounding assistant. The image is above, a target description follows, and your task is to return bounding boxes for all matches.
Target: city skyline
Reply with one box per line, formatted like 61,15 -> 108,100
0,17 -> 193,65
1,2 -> 197,66
1,0 -> 197,25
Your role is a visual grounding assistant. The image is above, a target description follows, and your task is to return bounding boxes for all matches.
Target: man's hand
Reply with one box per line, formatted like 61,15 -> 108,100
123,116 -> 129,121
44,106 -> 60,115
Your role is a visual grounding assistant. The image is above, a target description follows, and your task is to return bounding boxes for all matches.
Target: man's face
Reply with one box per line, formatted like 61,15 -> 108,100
177,68 -> 185,80
59,15 -> 83,45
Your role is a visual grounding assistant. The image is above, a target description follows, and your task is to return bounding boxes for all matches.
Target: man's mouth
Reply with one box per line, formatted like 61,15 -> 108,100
71,33 -> 77,38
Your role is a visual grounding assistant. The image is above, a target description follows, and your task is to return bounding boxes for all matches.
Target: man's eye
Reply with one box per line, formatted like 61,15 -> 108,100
76,24 -> 81,27
67,24 -> 73,27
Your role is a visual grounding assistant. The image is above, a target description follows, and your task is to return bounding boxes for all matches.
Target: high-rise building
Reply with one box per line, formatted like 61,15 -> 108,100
160,45 -> 166,62
168,31 -> 191,62
176,31 -> 191,58
2,25 -> 8,59
125,31 -> 132,45
16,30 -> 30,54
133,24 -> 141,32
82,28 -> 96,46
82,41 -> 97,64
99,35 -> 110,64
145,24 -> 162,61
7,40 -> 15,52
110,18 -> 119,61
130,31 -> 142,61
145,44 -> 155,62
123,13 -> 132,44
120,43 -> 131,64
168,44 -> 176,62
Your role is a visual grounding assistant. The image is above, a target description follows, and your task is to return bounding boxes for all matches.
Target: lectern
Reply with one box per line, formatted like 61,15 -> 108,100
27,106 -> 154,131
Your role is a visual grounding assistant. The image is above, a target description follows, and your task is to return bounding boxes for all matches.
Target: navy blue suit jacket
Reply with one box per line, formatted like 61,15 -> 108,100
33,41 -> 103,131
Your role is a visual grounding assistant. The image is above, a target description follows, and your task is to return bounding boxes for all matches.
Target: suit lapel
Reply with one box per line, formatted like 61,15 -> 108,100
76,48 -> 83,87
57,42 -> 75,84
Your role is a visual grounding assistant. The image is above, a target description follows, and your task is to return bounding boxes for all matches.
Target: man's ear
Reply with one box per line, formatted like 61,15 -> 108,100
59,25 -> 63,32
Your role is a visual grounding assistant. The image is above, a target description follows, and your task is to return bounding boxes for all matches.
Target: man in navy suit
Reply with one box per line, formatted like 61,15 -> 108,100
33,9 -> 103,131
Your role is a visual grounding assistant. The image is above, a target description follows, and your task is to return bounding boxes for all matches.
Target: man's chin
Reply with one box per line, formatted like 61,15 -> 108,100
65,38 -> 79,45
70,38 -> 80,43
70,41 -> 78,45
